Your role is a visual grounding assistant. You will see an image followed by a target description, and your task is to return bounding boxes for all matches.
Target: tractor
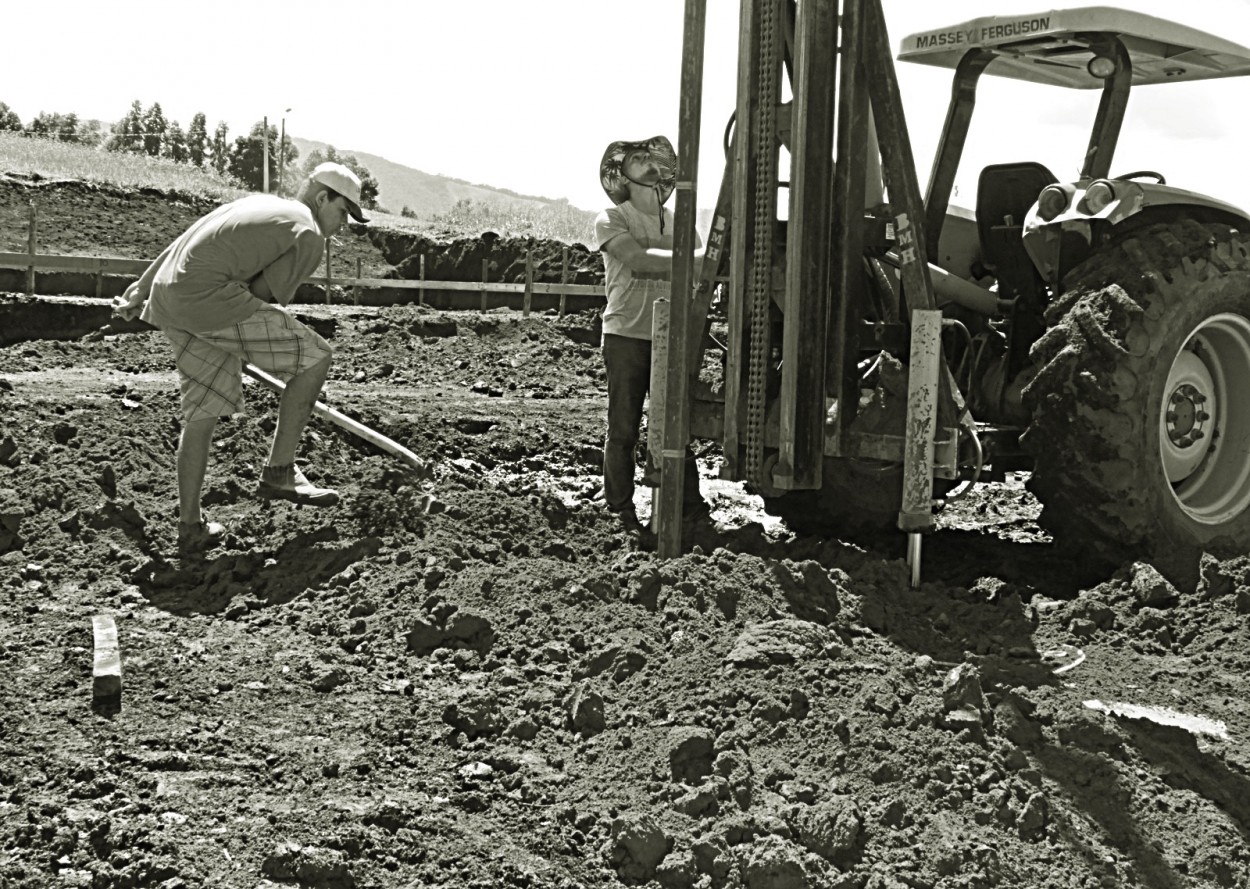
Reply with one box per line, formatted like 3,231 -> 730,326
657,0 -> 1250,584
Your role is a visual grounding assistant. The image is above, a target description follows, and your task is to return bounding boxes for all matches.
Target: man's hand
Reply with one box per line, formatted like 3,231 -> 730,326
111,282 -> 147,321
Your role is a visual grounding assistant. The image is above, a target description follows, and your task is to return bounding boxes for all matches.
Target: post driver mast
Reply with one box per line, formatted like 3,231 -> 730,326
655,0 -> 954,586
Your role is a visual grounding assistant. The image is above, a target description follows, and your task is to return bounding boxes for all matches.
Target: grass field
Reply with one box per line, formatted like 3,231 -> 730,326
0,130 -> 246,202
0,132 -> 597,243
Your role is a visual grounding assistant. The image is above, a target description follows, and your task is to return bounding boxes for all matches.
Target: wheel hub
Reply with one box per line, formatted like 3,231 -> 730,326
1159,313 -> 1250,525
1164,381 -> 1211,449
1161,351 -> 1216,481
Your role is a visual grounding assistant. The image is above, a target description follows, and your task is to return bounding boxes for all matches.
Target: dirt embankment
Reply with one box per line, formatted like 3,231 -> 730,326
0,174 -> 605,303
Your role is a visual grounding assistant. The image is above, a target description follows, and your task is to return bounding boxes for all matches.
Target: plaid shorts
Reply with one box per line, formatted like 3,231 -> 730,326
163,304 -> 333,422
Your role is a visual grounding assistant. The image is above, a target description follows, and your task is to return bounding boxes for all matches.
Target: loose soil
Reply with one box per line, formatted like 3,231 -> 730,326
3,176 -> 1250,889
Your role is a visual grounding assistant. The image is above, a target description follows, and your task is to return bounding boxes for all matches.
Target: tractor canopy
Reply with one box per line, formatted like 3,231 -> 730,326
897,6 -> 1250,87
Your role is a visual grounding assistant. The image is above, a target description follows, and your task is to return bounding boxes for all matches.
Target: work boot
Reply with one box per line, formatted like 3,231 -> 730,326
257,463 -> 340,507
608,504 -> 656,549
178,519 -> 225,555
682,498 -> 712,524
608,503 -> 642,529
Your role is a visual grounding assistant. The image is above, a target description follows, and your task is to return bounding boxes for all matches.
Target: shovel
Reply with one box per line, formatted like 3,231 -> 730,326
241,363 -> 442,514
89,313 -> 442,514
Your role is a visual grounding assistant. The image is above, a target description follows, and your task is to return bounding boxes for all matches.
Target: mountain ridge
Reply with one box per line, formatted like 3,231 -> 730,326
291,136 -> 713,236
291,137 -> 580,219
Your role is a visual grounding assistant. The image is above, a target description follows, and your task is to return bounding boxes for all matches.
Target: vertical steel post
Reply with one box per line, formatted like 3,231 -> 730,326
720,0 -> 759,482
776,0 -> 838,491
862,0 -> 943,578
743,0 -> 783,492
829,0 -> 872,456
656,0 -> 708,558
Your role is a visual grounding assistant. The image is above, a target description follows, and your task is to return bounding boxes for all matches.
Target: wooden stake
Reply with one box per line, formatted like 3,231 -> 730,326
523,250 -> 533,317
324,239 -> 332,305
419,254 -> 426,307
354,258 -> 362,305
560,247 -> 569,317
480,258 -> 488,311
91,614 -> 122,712
26,200 -> 36,296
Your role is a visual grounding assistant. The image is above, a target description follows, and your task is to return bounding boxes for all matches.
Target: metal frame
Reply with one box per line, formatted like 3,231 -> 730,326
660,0 -> 948,557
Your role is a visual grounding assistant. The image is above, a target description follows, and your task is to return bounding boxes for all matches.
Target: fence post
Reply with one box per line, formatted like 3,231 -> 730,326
480,258 -> 488,312
523,250 -> 533,318
26,200 -> 36,296
559,246 -> 569,317
419,254 -> 426,307
95,258 -> 105,299
354,258 -> 362,306
324,239 -> 332,304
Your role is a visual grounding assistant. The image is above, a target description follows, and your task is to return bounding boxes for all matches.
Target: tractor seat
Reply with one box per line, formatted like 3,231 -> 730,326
975,162 -> 1057,275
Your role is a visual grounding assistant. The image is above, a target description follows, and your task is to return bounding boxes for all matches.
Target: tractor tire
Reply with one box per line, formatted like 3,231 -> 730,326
1021,218 -> 1250,580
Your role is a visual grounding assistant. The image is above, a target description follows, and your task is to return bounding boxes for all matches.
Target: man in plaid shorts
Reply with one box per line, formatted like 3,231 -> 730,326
112,162 -> 368,554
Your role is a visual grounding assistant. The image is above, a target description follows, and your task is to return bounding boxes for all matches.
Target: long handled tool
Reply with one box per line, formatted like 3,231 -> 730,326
241,363 -> 440,513
88,314 -> 440,512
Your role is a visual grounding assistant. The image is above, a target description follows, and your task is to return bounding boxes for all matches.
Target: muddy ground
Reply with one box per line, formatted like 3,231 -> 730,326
2,177 -> 1250,889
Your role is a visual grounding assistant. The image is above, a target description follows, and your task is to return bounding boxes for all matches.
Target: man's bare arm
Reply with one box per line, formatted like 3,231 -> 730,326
602,232 -> 705,277
111,242 -> 176,319
249,273 -> 276,303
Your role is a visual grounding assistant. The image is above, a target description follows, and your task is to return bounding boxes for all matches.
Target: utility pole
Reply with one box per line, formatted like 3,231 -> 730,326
278,108 -> 291,194
262,115 -> 269,193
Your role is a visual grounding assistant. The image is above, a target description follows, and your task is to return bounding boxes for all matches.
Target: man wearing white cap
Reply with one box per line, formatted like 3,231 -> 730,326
112,162 -> 369,554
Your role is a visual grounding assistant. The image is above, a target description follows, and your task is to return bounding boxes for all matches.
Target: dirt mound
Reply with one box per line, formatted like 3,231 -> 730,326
2,180 -> 1250,889
1,175 -> 604,299
373,231 -> 604,287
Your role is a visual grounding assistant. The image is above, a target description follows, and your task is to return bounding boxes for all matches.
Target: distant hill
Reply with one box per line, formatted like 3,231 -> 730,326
291,137 -> 714,237
291,137 -> 571,219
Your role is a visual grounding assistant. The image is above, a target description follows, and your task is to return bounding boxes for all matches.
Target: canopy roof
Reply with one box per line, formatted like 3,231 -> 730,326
897,6 -> 1250,87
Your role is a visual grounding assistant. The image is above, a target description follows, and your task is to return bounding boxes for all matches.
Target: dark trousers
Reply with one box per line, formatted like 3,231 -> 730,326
602,333 -> 702,513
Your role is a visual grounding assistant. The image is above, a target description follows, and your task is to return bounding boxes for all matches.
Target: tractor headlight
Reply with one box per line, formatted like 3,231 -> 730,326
1087,55 -> 1119,79
1036,184 -> 1071,222
1082,180 -> 1116,214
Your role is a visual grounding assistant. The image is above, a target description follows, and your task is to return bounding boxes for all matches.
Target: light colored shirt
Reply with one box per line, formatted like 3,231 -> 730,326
141,194 -> 325,333
594,201 -> 676,341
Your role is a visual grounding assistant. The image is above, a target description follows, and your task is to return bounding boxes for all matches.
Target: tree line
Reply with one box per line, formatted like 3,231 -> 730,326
0,100 -> 378,208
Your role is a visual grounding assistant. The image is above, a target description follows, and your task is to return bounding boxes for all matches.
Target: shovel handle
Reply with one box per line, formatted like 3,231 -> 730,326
242,363 -> 431,479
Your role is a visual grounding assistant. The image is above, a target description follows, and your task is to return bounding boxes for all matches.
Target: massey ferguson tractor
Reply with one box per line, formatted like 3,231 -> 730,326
654,0 -> 1250,584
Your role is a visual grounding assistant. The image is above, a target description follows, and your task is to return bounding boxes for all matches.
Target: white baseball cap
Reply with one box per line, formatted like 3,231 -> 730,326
309,162 -> 369,222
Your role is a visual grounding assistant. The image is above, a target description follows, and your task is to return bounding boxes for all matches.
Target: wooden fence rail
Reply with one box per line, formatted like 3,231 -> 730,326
0,249 -> 605,314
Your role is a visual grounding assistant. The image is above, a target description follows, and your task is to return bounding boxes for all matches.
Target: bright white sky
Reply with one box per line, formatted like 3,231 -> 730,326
6,0 -> 1250,212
